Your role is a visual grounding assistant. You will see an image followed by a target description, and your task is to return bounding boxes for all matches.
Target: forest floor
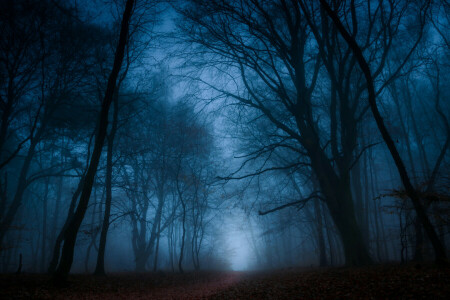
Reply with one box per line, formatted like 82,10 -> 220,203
0,263 -> 449,299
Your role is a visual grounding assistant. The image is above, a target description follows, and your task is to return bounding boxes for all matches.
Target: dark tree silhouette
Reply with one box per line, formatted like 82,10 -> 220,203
53,0 -> 135,283
319,0 -> 446,263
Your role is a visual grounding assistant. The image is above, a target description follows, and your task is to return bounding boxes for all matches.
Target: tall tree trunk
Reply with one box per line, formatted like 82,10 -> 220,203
53,0 -> 134,283
404,84 -> 430,175
322,203 -> 334,266
326,188 -> 372,266
308,141 -> 372,265
320,0 -> 447,262
368,150 -> 382,261
168,222 -> 175,272
40,178 -> 50,272
314,198 -> 328,267
362,141 -> 372,252
94,88 -> 119,276
31,221 -> 41,272
153,220 -> 161,272
413,218 -> 424,261
50,173 -> 63,255
135,249 -> 148,272
391,82 -> 418,182
84,193 -> 98,273
178,199 -> 186,273
47,177 -> 83,274
133,203 -> 148,272
132,189 -> 164,272
371,157 -> 390,260
351,156 -> 367,243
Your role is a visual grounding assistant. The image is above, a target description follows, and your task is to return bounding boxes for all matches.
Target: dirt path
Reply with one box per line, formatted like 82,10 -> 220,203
0,271 -> 246,299
1,265 -> 449,299
140,272 -> 244,299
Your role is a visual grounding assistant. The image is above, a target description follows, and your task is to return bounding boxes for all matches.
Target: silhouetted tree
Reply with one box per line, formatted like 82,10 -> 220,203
319,0 -> 446,263
53,0 -> 135,283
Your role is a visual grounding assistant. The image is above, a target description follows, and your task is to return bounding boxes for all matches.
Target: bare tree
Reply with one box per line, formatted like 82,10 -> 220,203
179,0 -> 372,265
53,0 -> 135,283
319,0 -> 446,263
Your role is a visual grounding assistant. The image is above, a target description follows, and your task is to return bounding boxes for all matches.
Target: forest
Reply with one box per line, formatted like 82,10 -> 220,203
0,0 -> 449,298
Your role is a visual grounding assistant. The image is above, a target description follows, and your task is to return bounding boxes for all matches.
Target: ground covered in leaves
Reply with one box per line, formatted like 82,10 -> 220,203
212,264 -> 450,299
0,264 -> 449,299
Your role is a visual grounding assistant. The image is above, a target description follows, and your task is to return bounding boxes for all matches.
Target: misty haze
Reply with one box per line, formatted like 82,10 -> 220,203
0,0 -> 449,299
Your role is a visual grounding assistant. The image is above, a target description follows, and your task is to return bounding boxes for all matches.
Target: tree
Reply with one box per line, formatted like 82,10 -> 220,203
319,0 -> 446,263
53,0 -> 135,283
0,0 -> 103,250
179,0 -> 372,265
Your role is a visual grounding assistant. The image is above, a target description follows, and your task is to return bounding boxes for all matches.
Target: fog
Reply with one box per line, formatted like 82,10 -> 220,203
0,0 -> 449,280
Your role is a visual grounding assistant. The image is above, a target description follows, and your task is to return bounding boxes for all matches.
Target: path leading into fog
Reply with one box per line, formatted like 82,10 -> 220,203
137,271 -> 244,299
1,264 -> 449,299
